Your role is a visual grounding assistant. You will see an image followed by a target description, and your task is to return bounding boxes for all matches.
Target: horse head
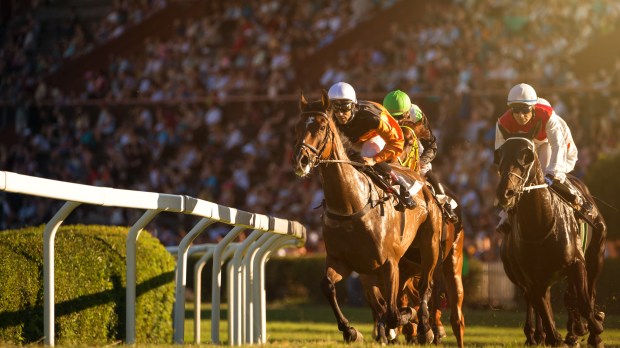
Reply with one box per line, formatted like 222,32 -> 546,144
494,121 -> 543,210
294,89 -> 336,177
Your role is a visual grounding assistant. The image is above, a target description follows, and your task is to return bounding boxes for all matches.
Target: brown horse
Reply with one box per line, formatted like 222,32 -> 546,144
293,90 -> 441,343
360,117 -> 465,346
495,123 -> 606,347
361,187 -> 465,347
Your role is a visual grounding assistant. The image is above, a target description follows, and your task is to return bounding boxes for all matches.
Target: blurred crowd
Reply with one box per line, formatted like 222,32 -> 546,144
0,0 -> 167,103
1,0 -> 620,259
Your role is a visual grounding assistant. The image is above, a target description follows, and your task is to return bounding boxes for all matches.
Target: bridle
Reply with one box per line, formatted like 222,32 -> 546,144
501,137 -> 549,198
295,110 -> 366,168
500,137 -> 557,244
296,111 -> 334,167
295,109 -> 383,220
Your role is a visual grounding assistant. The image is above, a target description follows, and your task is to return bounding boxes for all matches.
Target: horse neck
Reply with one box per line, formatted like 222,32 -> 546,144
319,122 -> 368,211
515,159 -> 555,229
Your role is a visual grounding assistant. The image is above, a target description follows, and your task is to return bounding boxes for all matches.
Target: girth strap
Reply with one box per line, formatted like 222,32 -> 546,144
325,200 -> 374,221
319,182 -> 392,221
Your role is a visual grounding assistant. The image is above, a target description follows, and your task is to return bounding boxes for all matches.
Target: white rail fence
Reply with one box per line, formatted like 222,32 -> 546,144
470,261 -> 517,309
0,171 -> 306,346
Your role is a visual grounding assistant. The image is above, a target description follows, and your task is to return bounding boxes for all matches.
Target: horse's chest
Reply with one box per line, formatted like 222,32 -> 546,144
322,223 -> 387,271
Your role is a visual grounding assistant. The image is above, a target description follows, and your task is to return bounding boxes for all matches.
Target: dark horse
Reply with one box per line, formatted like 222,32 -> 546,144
293,90 -> 441,342
361,118 -> 465,347
495,123 -> 606,347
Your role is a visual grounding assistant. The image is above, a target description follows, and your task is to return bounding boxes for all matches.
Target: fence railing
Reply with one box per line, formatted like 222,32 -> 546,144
0,170 -> 306,346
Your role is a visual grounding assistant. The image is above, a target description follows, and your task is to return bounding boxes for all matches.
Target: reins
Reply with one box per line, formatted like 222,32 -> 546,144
297,110 -> 371,168
500,137 -> 559,243
298,110 -> 389,220
502,137 -> 549,195
319,159 -> 368,167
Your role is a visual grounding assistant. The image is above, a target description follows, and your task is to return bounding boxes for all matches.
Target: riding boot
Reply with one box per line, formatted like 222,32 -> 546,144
426,171 -> 458,223
549,178 -> 594,218
376,162 -> 416,210
394,173 -> 417,209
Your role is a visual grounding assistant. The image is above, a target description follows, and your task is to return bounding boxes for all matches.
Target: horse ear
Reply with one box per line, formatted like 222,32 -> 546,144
321,89 -> 330,110
299,90 -> 308,112
526,119 -> 542,140
498,124 -> 511,140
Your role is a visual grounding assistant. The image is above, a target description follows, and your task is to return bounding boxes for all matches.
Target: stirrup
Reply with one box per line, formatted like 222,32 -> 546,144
400,190 -> 417,210
444,205 -> 459,224
580,200 -> 594,214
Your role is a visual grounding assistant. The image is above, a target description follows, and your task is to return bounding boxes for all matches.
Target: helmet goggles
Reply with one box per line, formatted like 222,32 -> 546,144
511,104 -> 532,114
332,101 -> 354,113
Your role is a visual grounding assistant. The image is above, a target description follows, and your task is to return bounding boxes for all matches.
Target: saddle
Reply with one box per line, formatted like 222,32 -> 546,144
362,166 -> 398,197
358,164 -> 421,211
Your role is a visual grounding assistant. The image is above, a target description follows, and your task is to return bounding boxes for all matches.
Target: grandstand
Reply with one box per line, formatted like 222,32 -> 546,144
1,0 -> 619,259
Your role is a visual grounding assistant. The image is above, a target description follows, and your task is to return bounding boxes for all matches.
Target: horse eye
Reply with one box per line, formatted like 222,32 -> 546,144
320,125 -> 326,131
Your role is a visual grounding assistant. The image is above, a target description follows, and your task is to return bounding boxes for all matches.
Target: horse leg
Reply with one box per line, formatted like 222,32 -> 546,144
586,216 -> 607,323
564,283 -> 586,346
415,242 -> 439,344
400,276 -> 419,344
430,274 -> 446,345
529,288 -> 563,346
523,299 -> 537,346
321,263 -> 363,343
360,275 -> 389,345
567,260 -> 604,348
534,305 -> 546,345
378,258 -> 403,332
442,244 -> 465,348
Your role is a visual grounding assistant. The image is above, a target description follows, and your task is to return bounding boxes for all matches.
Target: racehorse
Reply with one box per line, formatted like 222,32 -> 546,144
495,123 -> 606,347
361,117 -> 465,347
293,90 -> 441,343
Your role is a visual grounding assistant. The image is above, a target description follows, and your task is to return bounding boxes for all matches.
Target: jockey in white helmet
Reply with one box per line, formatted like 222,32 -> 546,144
495,83 -> 592,233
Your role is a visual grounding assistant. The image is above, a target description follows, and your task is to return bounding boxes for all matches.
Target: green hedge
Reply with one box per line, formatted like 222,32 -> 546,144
0,225 -> 175,345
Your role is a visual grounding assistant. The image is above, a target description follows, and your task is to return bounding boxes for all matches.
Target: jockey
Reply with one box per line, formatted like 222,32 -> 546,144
495,83 -> 593,233
383,89 -> 459,223
327,81 -> 416,209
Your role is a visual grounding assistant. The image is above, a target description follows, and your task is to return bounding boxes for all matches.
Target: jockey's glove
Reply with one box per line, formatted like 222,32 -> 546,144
544,174 -> 555,186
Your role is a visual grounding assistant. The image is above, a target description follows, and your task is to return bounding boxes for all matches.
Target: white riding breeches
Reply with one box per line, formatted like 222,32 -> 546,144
358,135 -> 385,158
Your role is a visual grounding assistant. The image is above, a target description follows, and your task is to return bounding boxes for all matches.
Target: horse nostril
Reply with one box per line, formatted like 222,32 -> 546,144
300,155 -> 309,167
505,189 -> 515,198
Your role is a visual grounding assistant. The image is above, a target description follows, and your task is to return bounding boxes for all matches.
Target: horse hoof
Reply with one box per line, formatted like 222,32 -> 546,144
575,321 -> 588,337
418,328 -> 434,344
387,328 -> 397,342
595,311 -> 605,323
433,325 -> 447,339
353,329 -> 364,343
564,338 -> 580,348
587,334 -> 603,348
398,306 -> 417,325
343,327 -> 363,343
374,325 -> 387,345
402,322 -> 416,344
432,326 -> 446,344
